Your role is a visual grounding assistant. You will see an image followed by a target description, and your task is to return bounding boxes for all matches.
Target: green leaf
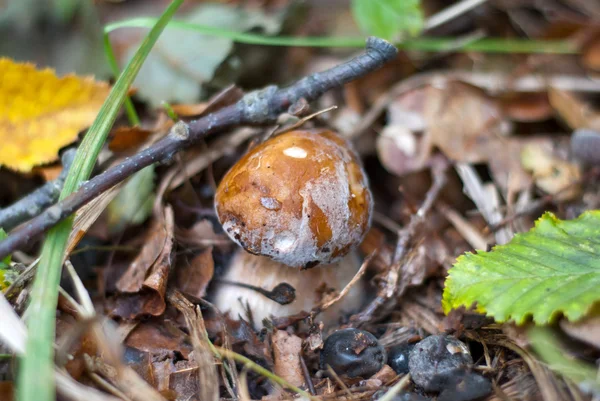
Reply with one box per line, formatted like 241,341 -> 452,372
122,3 -> 284,107
351,0 -> 423,41
529,327 -> 600,395
107,165 -> 155,232
443,211 -> 600,325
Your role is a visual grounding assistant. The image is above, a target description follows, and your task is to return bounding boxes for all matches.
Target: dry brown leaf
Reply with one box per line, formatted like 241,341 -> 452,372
125,321 -> 192,359
116,216 -> 169,293
548,87 -> 600,130
225,318 -> 272,366
108,126 -> 153,152
151,359 -> 176,393
123,347 -> 156,388
0,382 -> 13,401
360,364 -> 396,388
499,93 -> 553,122
169,103 -> 210,117
32,163 -> 63,182
0,58 -> 110,172
426,82 -> 507,163
175,247 -> 214,300
378,81 -> 509,176
168,367 -> 200,400
582,35 -> 600,71
560,315 -> 600,349
112,207 -> 174,318
174,219 -> 228,248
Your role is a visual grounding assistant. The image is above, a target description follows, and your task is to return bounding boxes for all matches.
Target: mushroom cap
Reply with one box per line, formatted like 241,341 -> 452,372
215,129 -> 372,267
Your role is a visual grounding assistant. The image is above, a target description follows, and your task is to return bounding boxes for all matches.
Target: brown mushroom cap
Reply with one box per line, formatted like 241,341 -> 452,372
215,129 -> 372,267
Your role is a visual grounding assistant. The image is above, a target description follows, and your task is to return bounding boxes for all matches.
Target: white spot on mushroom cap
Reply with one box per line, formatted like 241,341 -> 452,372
283,146 -> 307,158
260,197 -> 281,210
274,232 -> 296,252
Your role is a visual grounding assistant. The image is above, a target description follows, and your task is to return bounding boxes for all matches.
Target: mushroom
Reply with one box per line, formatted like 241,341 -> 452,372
212,129 -> 372,327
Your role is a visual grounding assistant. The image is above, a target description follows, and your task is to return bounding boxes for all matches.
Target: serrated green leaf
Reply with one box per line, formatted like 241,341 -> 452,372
443,211 -> 600,325
351,0 -> 423,41
107,165 -> 155,232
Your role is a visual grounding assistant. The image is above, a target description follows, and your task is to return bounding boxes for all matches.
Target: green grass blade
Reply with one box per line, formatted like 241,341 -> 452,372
17,1 -> 184,400
529,327 -> 600,394
103,32 -> 140,126
104,17 -> 578,54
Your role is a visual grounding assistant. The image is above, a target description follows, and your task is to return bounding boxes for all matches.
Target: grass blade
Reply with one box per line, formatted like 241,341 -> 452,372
105,18 -> 577,54
17,1 -> 184,400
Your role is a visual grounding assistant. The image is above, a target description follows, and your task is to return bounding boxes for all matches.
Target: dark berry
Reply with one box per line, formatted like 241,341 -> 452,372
409,335 -> 473,392
438,372 -> 492,401
571,128 -> 600,165
387,343 -> 414,374
320,328 -> 386,378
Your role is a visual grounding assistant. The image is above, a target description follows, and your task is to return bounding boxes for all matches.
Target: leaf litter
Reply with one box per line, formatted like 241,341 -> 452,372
1,1 -> 600,400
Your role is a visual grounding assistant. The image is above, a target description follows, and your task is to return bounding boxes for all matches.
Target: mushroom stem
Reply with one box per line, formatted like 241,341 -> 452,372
212,250 -> 365,329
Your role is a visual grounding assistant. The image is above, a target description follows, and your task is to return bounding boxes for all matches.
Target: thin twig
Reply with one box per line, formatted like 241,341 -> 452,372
0,149 -> 76,231
437,201 -> 488,250
214,346 -> 317,401
0,37 -> 398,260
311,252 -> 374,319
326,366 -> 353,397
300,353 -> 316,396
350,158 -> 449,324
455,163 -> 513,245
377,375 -> 411,401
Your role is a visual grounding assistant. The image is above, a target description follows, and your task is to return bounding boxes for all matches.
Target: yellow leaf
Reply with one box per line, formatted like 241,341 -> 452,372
0,58 -> 111,172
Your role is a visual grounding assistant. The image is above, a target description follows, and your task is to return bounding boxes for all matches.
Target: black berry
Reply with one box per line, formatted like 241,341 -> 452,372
320,328 -> 386,378
571,128 -> 600,165
408,335 -> 473,392
438,372 -> 492,401
387,343 -> 414,374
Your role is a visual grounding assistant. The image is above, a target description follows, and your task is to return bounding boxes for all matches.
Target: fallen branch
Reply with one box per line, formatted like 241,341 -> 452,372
0,149 -> 76,231
0,37 -> 397,260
